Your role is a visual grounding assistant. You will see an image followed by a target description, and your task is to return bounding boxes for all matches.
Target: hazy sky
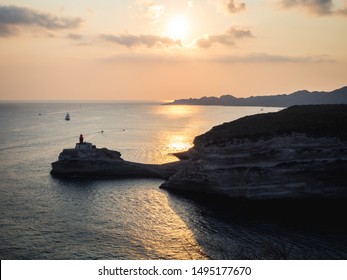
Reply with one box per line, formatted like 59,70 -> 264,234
0,0 -> 346,100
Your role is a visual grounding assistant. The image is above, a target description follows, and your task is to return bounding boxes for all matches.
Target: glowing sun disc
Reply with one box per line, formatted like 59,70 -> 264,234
167,15 -> 189,40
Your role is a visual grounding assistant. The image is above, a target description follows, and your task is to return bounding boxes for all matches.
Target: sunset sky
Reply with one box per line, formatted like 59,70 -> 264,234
0,0 -> 346,101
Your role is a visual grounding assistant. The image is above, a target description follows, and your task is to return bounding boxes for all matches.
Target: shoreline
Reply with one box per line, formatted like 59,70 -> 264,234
51,105 -> 347,202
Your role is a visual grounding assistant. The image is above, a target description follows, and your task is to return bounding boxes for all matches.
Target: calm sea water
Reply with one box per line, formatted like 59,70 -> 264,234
0,103 -> 346,259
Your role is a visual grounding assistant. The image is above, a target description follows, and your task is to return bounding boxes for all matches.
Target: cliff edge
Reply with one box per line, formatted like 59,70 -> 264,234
160,105 -> 347,200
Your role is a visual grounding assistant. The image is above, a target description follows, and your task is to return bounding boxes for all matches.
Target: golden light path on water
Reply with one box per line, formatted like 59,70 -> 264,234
125,105 -> 208,258
126,188 -> 208,259
166,134 -> 192,152
84,104 -> 281,259
111,105 -> 208,258
97,183 -> 208,259
152,105 -> 202,163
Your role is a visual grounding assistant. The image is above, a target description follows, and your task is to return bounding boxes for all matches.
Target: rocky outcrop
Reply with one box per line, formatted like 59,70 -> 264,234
51,146 -> 184,179
160,105 -> 347,200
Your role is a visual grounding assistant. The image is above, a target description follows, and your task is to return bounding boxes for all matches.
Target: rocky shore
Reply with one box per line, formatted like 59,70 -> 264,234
52,105 -> 347,201
160,105 -> 347,200
51,145 -> 185,179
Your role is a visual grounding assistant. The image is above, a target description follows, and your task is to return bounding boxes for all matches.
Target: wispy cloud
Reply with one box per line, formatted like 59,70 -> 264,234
0,5 -> 82,36
210,0 -> 246,15
100,52 -> 335,64
209,53 -> 336,63
336,6 -> 347,16
195,26 -> 253,48
225,0 -> 246,14
100,32 -> 182,49
280,0 -> 347,17
100,52 -> 191,64
135,0 -> 165,24
67,33 -> 83,40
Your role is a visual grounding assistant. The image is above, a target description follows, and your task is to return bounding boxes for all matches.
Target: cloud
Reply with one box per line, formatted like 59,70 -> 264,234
337,6 -> 347,16
100,52 -> 334,65
135,0 -> 165,24
100,53 -> 193,64
100,32 -> 182,49
0,5 -> 82,36
225,0 -> 246,14
211,0 -> 246,15
209,53 -> 335,63
0,24 -> 13,36
67,33 -> 83,40
196,26 -> 253,48
280,0 -> 347,17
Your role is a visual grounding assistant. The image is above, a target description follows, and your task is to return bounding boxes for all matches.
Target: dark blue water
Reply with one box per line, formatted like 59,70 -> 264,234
0,103 -> 346,259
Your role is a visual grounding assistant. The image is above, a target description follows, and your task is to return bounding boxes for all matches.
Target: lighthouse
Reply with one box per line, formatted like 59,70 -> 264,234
75,134 -> 95,150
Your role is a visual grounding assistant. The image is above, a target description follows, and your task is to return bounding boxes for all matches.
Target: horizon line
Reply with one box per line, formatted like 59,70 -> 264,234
0,99 -> 163,104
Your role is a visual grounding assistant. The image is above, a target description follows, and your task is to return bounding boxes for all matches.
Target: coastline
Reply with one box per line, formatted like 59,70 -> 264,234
52,104 -> 347,202
164,86 -> 347,107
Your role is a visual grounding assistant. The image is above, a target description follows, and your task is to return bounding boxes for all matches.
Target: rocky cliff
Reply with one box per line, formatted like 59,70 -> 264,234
160,105 -> 347,200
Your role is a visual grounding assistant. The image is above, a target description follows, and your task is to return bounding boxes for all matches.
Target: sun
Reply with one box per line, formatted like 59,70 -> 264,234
167,15 -> 190,40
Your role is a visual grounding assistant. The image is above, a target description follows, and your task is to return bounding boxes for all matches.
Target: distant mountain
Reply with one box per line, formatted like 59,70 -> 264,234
166,86 -> 347,107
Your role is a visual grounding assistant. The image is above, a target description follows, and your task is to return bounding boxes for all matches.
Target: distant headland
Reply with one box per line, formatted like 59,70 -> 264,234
165,86 -> 347,107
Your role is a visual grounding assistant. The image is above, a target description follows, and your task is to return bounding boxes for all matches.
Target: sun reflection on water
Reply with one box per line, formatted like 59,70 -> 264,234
110,187 -> 209,259
147,105 -> 204,164
155,105 -> 201,119
166,134 -> 193,153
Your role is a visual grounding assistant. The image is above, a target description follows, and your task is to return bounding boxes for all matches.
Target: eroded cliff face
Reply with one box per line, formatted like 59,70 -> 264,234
160,105 -> 347,200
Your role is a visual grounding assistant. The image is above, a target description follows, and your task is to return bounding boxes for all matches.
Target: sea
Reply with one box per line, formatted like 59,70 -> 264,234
0,102 -> 346,260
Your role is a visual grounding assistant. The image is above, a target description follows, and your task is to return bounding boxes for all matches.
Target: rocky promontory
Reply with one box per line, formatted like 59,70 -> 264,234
160,105 -> 347,200
51,143 -> 184,179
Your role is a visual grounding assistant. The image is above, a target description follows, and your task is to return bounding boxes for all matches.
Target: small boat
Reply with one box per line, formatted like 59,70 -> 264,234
65,113 -> 70,121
